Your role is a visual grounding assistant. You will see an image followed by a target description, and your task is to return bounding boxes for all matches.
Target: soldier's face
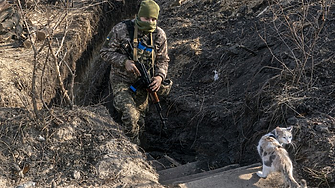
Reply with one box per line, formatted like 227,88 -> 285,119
140,17 -> 157,23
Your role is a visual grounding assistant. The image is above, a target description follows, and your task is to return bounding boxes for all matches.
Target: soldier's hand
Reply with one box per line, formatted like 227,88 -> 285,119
125,60 -> 140,77
150,76 -> 162,92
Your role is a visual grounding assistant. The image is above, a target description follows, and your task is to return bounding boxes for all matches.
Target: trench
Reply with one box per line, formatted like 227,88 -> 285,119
70,0 -> 200,165
71,0 -> 260,171
68,0 -> 206,168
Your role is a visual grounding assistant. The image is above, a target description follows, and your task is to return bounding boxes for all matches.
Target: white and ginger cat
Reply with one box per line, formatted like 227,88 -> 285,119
257,127 -> 307,188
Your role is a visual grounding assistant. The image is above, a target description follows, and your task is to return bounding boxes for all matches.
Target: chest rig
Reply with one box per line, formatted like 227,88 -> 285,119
124,20 -> 156,77
132,25 -> 155,77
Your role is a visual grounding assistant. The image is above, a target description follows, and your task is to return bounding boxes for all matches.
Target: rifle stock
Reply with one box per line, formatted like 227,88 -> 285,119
149,91 -> 160,103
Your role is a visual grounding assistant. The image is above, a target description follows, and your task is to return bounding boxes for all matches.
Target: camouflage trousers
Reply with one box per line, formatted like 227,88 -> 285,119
111,81 -> 149,144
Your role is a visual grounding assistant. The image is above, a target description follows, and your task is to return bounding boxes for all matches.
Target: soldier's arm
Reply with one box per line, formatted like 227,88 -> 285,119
100,22 -> 129,68
154,27 -> 170,81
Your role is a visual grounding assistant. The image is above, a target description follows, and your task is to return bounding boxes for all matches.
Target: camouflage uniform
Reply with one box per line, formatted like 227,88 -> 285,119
100,19 -> 169,143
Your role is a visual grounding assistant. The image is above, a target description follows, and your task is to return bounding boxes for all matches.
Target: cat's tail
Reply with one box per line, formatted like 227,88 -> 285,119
282,166 -> 307,188
282,166 -> 300,188
299,179 -> 307,188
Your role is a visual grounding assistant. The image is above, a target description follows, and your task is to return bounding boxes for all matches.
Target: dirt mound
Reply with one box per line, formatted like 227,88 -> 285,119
0,0 -> 163,187
0,106 -> 162,188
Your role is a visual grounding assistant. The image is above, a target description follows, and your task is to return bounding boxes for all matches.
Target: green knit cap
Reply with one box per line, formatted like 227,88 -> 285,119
138,0 -> 160,19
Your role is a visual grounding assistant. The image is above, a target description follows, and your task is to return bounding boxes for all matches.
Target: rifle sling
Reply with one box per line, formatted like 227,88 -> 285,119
132,24 -> 155,78
133,25 -> 138,61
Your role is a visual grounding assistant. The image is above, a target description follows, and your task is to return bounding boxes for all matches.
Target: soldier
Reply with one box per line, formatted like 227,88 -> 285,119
100,0 -> 170,144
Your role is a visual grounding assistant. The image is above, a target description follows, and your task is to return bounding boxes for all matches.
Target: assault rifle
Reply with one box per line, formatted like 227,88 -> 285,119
121,40 -> 167,128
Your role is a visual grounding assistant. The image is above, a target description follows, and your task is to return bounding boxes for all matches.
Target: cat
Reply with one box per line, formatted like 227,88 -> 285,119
257,126 -> 293,157
256,126 -> 307,188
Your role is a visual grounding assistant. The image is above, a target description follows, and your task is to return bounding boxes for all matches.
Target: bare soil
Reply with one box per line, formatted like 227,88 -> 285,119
0,0 -> 334,188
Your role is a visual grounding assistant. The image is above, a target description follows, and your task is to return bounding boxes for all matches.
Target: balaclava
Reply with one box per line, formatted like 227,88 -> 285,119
135,0 -> 160,33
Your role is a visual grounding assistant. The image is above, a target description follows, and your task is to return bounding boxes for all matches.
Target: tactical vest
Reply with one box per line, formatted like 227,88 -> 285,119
124,20 -> 156,77
103,20 -> 173,96
124,20 -> 173,97
103,20 -> 157,77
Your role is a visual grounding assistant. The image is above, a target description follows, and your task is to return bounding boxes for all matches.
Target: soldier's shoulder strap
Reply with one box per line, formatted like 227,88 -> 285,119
102,20 -> 134,48
123,20 -> 135,43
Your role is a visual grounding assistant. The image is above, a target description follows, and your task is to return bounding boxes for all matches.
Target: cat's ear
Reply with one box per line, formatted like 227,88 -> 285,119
275,126 -> 281,134
286,126 -> 293,131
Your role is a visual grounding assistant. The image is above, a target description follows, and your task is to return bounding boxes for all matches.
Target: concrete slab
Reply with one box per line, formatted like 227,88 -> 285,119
160,163 -> 240,185
176,164 -> 285,188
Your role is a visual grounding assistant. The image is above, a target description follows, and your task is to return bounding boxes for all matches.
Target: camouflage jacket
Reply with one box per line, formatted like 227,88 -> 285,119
100,19 -> 170,84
